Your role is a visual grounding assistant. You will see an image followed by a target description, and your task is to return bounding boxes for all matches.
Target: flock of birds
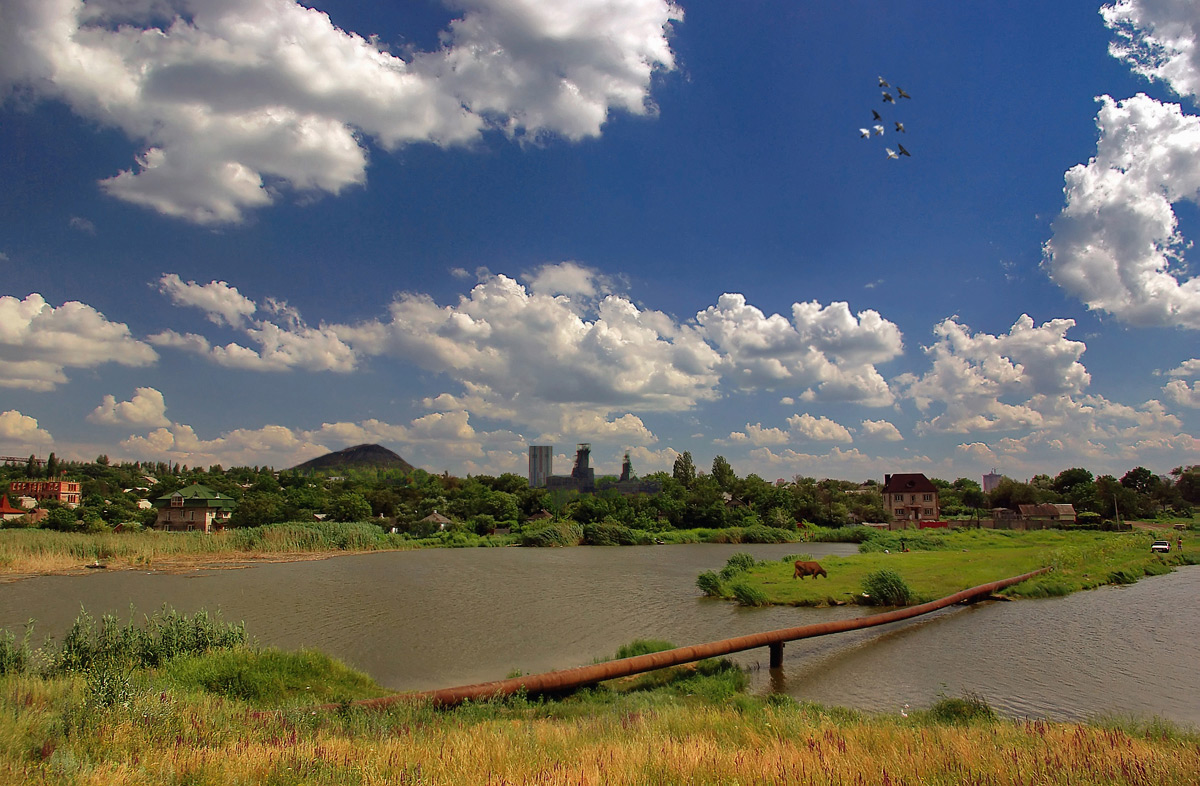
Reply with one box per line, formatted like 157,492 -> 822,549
859,76 -> 911,160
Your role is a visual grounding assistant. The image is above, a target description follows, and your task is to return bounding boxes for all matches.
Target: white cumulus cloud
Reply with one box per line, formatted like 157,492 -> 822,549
860,419 -> 903,441
0,410 -> 54,447
89,387 -> 171,427
899,314 -> 1090,434
1165,379 -> 1200,407
0,293 -> 158,391
1166,358 -> 1200,376
158,274 -> 257,327
0,0 -> 681,223
1104,0 -> 1200,100
694,293 -> 902,405
786,413 -> 854,443
1044,94 -> 1200,327
152,276 -> 356,372
333,271 -> 721,430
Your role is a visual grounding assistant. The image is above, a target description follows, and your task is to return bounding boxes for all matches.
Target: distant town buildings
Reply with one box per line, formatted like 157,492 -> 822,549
7,480 -> 82,506
528,445 -> 553,489
535,444 -> 660,496
882,473 -> 940,524
546,444 -> 596,493
982,468 -> 1003,493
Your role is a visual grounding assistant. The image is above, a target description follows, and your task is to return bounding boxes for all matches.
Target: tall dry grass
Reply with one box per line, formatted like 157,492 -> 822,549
1,671 -> 1197,785
0,522 -> 417,576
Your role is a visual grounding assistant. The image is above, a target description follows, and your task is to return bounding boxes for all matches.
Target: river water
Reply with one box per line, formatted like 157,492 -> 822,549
0,543 -> 1195,727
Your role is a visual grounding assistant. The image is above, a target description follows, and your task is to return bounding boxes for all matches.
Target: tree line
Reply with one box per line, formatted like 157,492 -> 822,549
1,453 -> 1195,534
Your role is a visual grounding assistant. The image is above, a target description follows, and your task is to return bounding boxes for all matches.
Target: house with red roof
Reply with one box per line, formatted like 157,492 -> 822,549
0,495 -> 27,522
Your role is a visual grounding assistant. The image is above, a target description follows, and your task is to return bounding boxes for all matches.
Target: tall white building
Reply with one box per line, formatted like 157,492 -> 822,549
528,446 -> 553,488
983,469 -> 1002,493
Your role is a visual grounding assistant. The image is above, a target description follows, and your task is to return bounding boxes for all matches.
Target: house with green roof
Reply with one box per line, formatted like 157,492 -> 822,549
153,484 -> 236,532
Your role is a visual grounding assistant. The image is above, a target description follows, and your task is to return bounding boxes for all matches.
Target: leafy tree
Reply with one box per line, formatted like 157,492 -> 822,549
1173,465 -> 1200,504
1052,467 -> 1093,493
1096,474 -> 1148,520
1119,467 -> 1158,496
711,455 -> 736,492
230,492 -> 284,527
43,506 -> 80,532
987,478 -> 1038,510
44,453 -> 58,479
672,451 -> 696,488
327,493 -> 372,523
960,487 -> 987,515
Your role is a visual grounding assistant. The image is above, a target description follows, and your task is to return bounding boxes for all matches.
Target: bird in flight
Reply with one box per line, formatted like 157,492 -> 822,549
872,109 -> 883,121
859,128 -> 871,138
898,143 -> 911,157
878,76 -> 890,87
885,147 -> 899,160
873,124 -> 885,136
882,92 -> 895,104
894,121 -> 905,133
897,87 -> 911,99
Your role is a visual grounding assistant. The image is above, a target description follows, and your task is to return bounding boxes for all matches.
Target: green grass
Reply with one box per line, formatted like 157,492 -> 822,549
712,529 -> 1199,607
159,648 -> 389,707
1,640 -> 1197,785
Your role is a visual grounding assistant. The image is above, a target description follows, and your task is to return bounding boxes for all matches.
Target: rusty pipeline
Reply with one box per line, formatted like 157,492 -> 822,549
322,566 -> 1049,712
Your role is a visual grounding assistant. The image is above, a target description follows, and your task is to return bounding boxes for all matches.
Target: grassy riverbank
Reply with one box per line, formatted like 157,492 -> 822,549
0,615 -> 1196,785
0,521 -> 806,578
701,529 -> 1199,607
0,522 -> 430,577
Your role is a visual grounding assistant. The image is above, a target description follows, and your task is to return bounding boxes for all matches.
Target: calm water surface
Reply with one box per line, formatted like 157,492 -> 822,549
0,543 -> 1195,726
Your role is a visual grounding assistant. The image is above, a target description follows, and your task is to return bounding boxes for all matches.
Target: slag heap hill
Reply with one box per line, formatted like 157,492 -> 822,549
290,444 -> 415,474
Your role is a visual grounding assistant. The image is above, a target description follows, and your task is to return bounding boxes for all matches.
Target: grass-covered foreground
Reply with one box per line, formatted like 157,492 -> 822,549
699,529 -> 1199,607
1,613 -> 1197,785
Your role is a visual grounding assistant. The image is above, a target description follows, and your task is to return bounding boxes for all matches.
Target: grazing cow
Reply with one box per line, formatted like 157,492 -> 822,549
793,560 -> 828,580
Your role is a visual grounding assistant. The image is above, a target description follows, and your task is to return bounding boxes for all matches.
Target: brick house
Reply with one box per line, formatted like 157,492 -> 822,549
882,473 -> 940,525
153,484 -> 236,532
7,480 -> 82,506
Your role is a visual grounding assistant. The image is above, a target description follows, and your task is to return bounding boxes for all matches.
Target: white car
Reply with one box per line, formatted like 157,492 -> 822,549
1151,540 -> 1171,553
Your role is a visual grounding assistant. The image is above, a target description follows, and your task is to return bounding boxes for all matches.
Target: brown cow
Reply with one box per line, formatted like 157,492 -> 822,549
793,560 -> 827,579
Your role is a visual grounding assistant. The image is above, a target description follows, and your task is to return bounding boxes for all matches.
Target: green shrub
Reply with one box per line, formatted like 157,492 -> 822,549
160,648 -> 384,706
51,608 -> 247,675
807,525 -> 877,544
719,552 -> 759,579
729,582 -> 769,607
0,627 -> 30,675
696,570 -> 724,596
860,569 -> 913,606
781,552 -> 813,563
582,522 -> 638,546
737,525 -> 789,544
612,639 -> 675,660
1021,578 -> 1072,597
927,692 -> 997,724
519,522 -> 583,547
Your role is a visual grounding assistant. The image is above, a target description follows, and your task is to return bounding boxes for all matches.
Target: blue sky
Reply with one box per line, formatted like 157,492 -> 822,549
2,0 -> 1198,483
